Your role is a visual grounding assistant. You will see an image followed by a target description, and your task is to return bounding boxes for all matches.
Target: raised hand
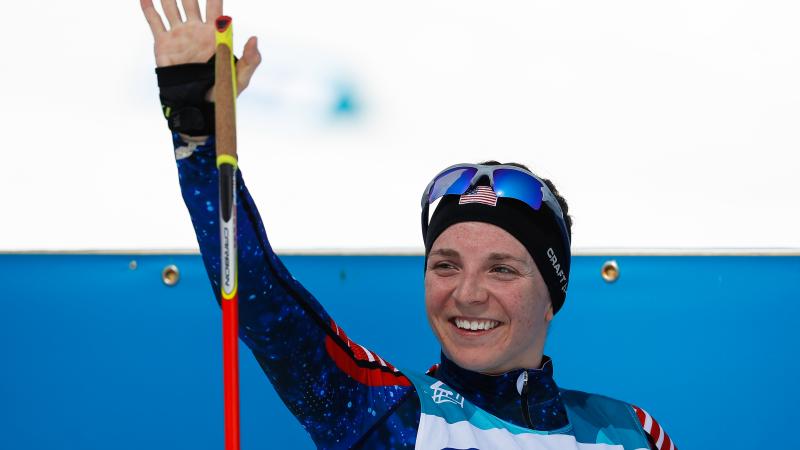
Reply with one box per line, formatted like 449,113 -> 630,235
140,0 -> 261,97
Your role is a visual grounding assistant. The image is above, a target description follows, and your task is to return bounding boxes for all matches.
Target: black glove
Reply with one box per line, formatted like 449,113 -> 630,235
156,56 -> 220,136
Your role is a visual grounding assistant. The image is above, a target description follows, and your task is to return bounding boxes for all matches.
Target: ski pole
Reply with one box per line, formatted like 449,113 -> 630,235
214,15 -> 240,450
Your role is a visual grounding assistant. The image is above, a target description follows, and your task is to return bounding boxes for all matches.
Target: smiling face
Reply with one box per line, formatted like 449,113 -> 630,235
425,221 -> 554,375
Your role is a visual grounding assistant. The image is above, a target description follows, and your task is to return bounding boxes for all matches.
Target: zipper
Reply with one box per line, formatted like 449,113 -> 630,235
520,370 -> 534,428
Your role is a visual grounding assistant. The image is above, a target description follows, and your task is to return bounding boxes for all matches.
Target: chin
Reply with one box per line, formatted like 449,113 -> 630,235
445,347 -> 506,374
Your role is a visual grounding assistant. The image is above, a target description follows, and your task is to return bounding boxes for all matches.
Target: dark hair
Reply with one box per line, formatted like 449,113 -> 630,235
478,160 -> 573,240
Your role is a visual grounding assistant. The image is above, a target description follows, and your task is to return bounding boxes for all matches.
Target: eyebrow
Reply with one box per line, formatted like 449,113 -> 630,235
487,252 -> 529,265
428,249 -> 529,265
428,248 -> 460,258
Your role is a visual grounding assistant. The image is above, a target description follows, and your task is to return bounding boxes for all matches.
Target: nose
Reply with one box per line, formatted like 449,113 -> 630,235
452,273 -> 489,306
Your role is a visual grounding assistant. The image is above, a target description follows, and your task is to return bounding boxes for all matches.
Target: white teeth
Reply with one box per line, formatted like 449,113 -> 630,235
455,319 -> 499,331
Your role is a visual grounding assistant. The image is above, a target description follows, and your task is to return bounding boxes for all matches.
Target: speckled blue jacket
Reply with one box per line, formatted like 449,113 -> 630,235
171,133 -> 674,450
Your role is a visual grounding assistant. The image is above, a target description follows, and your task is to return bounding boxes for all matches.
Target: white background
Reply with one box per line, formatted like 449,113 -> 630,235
2,0 -> 798,252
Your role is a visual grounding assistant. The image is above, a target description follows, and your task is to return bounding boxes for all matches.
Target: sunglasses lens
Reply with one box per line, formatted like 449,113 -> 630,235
427,167 -> 477,203
493,169 -> 543,210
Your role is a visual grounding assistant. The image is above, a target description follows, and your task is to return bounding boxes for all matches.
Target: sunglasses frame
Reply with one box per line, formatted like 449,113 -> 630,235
420,163 -> 570,246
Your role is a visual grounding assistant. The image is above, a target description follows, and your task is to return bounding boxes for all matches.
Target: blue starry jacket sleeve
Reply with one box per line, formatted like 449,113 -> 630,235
171,133 -> 417,449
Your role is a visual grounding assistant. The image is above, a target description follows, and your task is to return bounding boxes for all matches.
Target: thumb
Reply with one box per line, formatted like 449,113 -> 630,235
236,36 -> 262,95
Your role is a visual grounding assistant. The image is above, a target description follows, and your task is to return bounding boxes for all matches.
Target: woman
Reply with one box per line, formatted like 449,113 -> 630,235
141,1 -> 676,449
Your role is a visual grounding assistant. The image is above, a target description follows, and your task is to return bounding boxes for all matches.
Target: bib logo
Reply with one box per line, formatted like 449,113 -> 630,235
430,381 -> 464,408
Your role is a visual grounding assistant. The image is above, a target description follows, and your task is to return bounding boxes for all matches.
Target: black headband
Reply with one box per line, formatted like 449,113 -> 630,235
424,194 -> 570,314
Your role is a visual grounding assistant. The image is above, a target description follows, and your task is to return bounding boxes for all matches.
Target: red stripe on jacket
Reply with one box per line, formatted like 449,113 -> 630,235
632,405 -> 677,450
324,319 -> 411,387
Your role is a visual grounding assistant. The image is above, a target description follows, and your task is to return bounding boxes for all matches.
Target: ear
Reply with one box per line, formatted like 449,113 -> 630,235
544,302 -> 554,323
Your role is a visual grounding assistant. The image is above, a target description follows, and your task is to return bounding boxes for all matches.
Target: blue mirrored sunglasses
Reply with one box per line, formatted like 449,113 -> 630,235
420,163 -> 570,245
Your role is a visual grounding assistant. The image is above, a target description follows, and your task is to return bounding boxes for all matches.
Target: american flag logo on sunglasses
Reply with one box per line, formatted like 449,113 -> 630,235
458,185 -> 498,207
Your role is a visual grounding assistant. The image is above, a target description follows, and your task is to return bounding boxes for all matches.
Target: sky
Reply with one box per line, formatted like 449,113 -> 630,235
2,0 -> 798,251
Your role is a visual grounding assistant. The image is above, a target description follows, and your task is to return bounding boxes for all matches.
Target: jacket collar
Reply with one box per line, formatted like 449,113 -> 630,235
432,353 -> 569,431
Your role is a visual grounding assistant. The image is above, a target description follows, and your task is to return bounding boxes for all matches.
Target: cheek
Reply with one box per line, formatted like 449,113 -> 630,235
510,300 -> 536,329
424,275 -> 446,317
506,306 -> 540,352
503,289 -> 544,332
424,273 -> 452,302
424,277 -> 452,344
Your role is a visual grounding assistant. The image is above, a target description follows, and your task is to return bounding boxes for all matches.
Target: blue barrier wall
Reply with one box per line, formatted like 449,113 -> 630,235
1,253 -> 798,449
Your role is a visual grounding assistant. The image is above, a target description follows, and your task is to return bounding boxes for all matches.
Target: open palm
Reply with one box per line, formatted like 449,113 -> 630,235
140,0 -> 261,96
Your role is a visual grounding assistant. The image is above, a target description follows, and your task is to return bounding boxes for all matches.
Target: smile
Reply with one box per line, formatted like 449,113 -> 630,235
452,318 -> 501,331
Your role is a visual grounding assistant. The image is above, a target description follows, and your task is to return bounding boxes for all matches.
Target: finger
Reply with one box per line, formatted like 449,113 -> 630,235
181,0 -> 202,21
160,0 -> 183,27
140,0 -> 167,36
235,36 -> 262,93
206,36 -> 259,102
205,0 -> 222,23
